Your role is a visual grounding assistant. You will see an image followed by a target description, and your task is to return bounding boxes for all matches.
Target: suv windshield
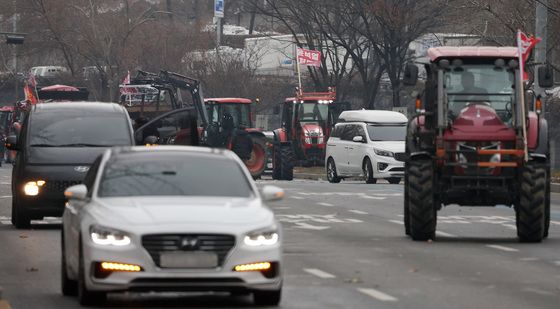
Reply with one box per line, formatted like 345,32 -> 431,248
29,110 -> 131,147
444,64 -> 514,122
367,125 -> 406,141
99,154 -> 253,198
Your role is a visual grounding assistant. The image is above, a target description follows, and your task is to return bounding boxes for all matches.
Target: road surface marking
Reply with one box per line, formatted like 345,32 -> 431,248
1,221 -> 10,225
501,224 -> 517,230
435,231 -> 457,238
0,195 -> 12,198
388,220 -> 404,225
273,206 -> 291,210
291,196 -> 304,200
1,181 -> 10,184
304,268 -> 336,279
293,223 -> 330,230
357,288 -> 398,302
486,245 -> 519,252
550,221 -> 560,226
346,219 -> 363,223
317,202 -> 334,207
520,257 -> 539,261
553,261 -> 560,266
0,216 -> 61,225
349,210 -> 368,215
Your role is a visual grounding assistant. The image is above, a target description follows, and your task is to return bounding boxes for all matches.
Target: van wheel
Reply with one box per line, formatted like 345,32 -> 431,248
327,158 -> 341,183
363,158 -> 376,184
78,241 -> 106,306
11,195 -> 31,229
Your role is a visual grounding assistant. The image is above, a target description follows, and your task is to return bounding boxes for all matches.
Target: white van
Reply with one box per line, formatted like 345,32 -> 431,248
325,110 -> 407,184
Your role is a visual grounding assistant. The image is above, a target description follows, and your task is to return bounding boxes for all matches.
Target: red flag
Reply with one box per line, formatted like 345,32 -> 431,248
123,70 -> 130,84
120,71 -> 136,96
297,48 -> 321,67
24,84 -> 38,104
517,30 -> 541,81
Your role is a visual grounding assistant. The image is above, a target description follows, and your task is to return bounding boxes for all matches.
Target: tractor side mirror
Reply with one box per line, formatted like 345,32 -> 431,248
273,105 -> 280,115
403,63 -> 419,86
538,65 -> 554,88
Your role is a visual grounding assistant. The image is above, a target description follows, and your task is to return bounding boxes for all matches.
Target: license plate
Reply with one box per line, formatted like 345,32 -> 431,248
159,251 -> 218,268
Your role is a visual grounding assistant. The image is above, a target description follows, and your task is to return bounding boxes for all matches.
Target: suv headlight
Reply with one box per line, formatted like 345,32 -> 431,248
90,225 -> 131,246
244,226 -> 279,247
374,148 -> 394,157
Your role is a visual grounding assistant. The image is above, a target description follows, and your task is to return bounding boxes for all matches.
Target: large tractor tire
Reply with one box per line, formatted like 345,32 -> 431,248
544,166 -> 551,239
272,147 -> 281,180
244,136 -> 267,179
278,145 -> 294,181
404,164 -> 410,235
408,160 -> 437,241
516,162 -> 546,242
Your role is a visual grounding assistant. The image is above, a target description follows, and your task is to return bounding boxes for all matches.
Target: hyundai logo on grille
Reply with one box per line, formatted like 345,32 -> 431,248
74,166 -> 89,173
179,237 -> 199,250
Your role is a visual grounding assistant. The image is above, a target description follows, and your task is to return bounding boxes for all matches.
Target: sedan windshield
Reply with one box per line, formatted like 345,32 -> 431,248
29,110 -> 131,147
367,125 -> 406,141
98,155 -> 253,198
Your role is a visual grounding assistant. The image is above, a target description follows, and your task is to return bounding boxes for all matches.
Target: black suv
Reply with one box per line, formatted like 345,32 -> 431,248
7,102 -> 134,228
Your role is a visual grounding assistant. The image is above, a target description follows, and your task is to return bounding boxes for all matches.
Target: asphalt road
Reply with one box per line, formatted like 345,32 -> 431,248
0,165 -> 559,309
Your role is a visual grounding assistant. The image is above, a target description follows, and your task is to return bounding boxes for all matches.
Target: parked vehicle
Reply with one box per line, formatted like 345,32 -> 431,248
61,146 -> 284,306
6,102 -> 135,228
0,105 -> 15,164
402,46 -> 554,242
325,110 -> 407,184
270,88 -> 349,180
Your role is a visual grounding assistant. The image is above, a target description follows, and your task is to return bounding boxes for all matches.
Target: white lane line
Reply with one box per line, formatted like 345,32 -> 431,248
357,288 -> 398,302
317,202 -> 334,207
486,245 -> 519,252
346,218 -> 363,223
291,196 -> 304,200
501,224 -> 517,230
273,207 -> 291,210
388,220 -> 404,225
520,257 -> 539,261
304,268 -> 336,279
349,210 -> 368,215
0,195 -> 12,198
294,223 -> 330,230
553,261 -> 560,266
435,231 -> 457,238
550,221 -> 560,226
1,220 -> 10,225
1,182 -> 10,184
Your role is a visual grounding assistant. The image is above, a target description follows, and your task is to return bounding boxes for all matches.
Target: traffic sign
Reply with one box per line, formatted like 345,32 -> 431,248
214,0 -> 224,18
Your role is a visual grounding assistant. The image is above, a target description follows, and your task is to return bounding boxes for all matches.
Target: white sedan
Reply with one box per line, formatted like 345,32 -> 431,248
61,146 -> 284,306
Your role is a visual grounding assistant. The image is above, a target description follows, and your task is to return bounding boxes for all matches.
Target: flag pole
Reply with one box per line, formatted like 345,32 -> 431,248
517,30 -> 528,162
296,48 -> 302,91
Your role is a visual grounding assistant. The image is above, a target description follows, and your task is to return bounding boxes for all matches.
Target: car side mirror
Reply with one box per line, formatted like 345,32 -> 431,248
352,136 -> 364,143
403,63 -> 419,86
261,185 -> 285,201
5,135 -> 18,151
538,65 -> 554,88
64,184 -> 88,200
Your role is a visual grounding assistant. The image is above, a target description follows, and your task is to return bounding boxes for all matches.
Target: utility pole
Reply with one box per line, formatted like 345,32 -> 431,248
13,0 -> 18,101
535,0 -> 547,110
214,0 -> 224,50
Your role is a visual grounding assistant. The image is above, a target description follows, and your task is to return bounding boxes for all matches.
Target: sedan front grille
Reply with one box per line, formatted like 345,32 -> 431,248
142,234 -> 236,267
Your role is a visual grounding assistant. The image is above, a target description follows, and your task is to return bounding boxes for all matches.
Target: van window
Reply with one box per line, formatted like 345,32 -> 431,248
28,110 -> 131,147
340,125 -> 356,141
367,125 -> 406,141
331,125 -> 343,138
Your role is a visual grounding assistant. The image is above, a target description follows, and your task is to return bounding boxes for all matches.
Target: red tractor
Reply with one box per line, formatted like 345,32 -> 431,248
271,88 -> 348,180
403,46 -> 554,242
205,98 -> 268,178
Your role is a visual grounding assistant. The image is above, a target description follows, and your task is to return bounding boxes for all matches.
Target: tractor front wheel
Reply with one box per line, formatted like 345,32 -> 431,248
245,137 -> 266,179
408,160 -> 437,241
516,162 -> 546,242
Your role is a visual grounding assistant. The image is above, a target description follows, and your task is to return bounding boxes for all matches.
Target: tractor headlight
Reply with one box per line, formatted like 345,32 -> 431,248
90,226 -> 131,246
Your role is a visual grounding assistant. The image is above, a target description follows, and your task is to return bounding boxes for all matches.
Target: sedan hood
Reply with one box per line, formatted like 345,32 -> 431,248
371,141 -> 404,153
89,196 -> 272,226
27,147 -> 109,165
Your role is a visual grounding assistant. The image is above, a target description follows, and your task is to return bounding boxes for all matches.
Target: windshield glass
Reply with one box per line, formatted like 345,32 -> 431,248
208,103 -> 251,128
29,109 -> 131,147
444,65 -> 514,122
298,103 -> 328,122
367,125 -> 406,141
99,154 -> 254,197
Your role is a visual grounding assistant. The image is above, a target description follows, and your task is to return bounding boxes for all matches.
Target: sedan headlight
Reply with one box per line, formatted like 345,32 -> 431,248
244,226 -> 279,247
374,148 -> 394,157
90,225 -> 131,246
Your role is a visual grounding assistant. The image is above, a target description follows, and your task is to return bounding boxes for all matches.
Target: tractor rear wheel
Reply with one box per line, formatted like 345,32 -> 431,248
516,162 -> 546,242
408,160 -> 436,241
244,137 -> 266,179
